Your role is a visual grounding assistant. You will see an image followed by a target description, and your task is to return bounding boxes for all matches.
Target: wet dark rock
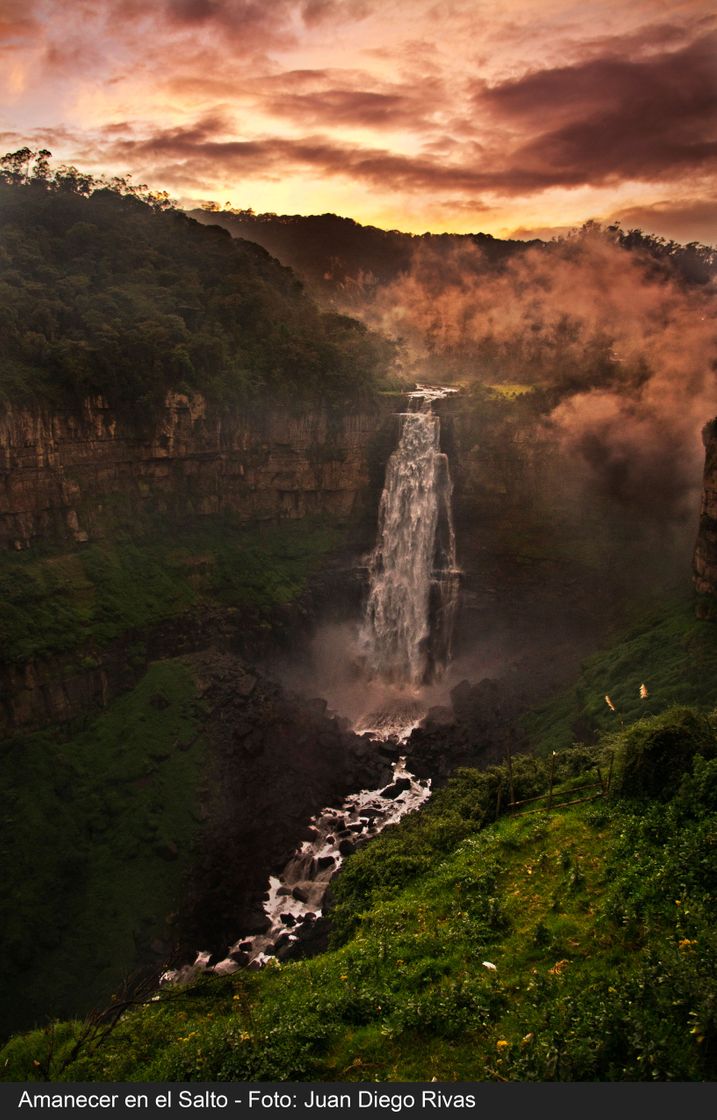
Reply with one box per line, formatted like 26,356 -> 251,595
381,777 -> 411,800
338,839 -> 355,856
316,855 -> 335,870
277,915 -> 331,961
280,913 -> 296,927
292,886 -> 309,903
405,676 -> 526,786
242,910 -> 271,935
229,950 -> 250,966
422,705 -> 455,729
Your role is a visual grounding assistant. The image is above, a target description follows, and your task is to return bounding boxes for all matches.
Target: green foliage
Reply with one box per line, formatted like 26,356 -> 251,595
0,516 -> 344,665
0,180 -> 391,413
2,718 -> 716,1081
618,707 -> 716,800
0,661 -> 205,1039
523,593 -> 717,753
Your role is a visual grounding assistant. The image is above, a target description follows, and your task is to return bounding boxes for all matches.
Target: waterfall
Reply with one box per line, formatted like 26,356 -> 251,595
162,384 -> 458,984
359,385 -> 460,689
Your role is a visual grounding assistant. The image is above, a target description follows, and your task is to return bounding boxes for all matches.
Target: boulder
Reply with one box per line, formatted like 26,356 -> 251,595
381,777 -> 411,800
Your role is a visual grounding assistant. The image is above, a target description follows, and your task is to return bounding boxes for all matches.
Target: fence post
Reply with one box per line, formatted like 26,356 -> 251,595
495,783 -> 502,821
506,740 -> 516,807
547,751 -> 556,810
606,751 -> 614,797
596,764 -> 605,795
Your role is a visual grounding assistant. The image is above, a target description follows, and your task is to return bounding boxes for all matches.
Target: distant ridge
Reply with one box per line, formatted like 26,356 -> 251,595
188,208 -> 538,295
189,207 -> 716,295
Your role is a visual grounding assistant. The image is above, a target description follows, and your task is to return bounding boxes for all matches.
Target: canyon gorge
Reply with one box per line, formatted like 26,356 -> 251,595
1,371 -> 714,1038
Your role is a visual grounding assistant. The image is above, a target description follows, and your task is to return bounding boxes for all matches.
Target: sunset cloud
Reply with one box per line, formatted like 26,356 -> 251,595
1,0 -> 715,240
479,31 -> 717,187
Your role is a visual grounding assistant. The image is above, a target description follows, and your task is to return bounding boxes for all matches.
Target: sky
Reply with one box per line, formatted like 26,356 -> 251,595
1,0 -> 716,241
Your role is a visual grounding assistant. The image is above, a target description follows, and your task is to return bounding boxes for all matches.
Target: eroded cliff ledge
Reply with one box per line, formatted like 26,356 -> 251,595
0,390 -> 394,551
694,417 -> 717,613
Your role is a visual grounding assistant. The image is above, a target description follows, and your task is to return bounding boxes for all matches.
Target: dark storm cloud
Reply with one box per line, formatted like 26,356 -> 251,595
478,30 -> 717,187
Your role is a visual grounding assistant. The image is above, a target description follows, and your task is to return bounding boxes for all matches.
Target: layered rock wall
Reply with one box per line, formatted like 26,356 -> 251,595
0,391 -> 393,550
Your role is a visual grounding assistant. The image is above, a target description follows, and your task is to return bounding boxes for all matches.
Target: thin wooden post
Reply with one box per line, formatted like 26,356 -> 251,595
547,751 -> 556,810
606,751 -> 614,797
495,783 -> 502,821
596,765 -> 605,795
506,740 -> 516,807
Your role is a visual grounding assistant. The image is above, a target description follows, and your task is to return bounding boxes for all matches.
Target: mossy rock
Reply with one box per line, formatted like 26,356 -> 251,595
618,706 -> 717,800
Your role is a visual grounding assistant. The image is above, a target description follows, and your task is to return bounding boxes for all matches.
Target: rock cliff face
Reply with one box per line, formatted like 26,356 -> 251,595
176,651 -> 392,962
0,391 -> 393,551
694,418 -> 717,609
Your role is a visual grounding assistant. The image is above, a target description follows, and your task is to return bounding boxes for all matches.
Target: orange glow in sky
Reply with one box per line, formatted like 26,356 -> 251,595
1,0 -> 715,242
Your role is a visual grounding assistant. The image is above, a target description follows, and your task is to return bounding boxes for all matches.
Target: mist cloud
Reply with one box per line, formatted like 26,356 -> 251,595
361,231 -> 717,523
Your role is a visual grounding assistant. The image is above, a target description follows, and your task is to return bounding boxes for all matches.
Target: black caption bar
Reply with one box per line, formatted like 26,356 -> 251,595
1,1081 -> 710,1119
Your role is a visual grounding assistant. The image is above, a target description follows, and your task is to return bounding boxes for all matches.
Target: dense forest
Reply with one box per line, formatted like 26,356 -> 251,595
0,152 -> 393,416
191,207 -> 538,295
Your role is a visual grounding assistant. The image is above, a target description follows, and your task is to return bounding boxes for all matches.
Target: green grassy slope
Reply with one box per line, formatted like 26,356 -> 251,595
0,515 -> 344,666
0,660 -> 206,1038
2,707 -> 715,1082
0,514 -> 345,1038
523,591 -> 717,753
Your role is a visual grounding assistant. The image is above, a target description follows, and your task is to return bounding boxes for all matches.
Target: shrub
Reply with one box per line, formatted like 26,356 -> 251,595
618,707 -> 716,800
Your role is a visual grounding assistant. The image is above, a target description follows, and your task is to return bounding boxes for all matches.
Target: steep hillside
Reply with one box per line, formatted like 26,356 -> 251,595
0,650 -> 390,1039
3,706 -> 715,1082
0,182 -> 393,413
188,210 -> 534,300
189,209 -> 716,310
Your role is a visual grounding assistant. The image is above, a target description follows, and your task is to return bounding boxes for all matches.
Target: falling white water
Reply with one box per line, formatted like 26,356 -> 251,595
359,384 -> 460,689
160,385 -> 460,986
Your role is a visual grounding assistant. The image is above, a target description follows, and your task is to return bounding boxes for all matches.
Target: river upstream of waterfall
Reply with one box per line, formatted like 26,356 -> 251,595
164,385 -> 460,984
